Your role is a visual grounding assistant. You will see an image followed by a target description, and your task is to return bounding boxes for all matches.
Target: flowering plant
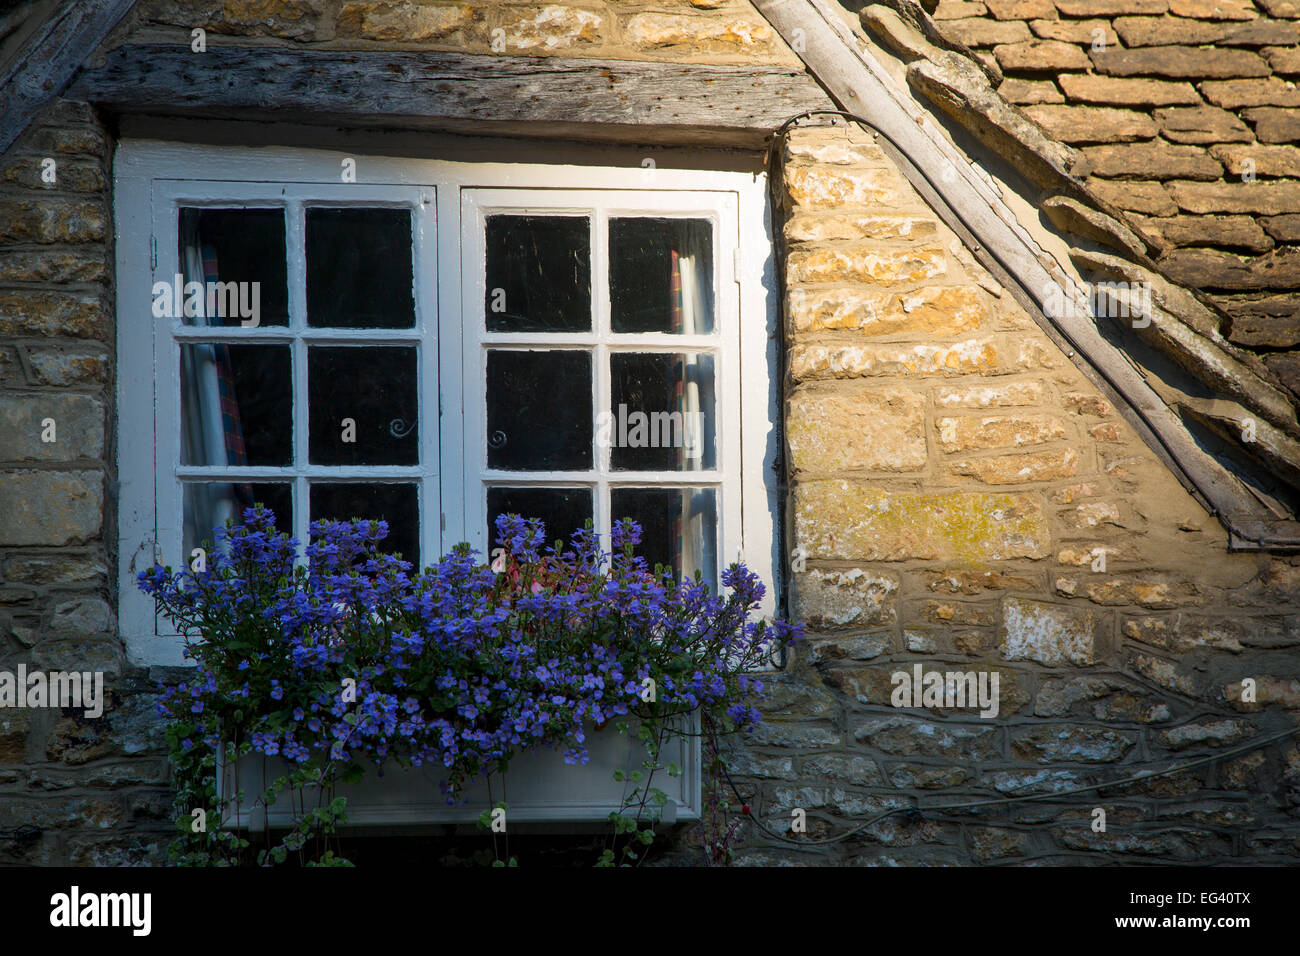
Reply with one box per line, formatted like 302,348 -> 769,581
141,505 -> 800,866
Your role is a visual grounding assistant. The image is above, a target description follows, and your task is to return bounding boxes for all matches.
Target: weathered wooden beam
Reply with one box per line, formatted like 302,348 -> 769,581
753,0 -> 1300,547
69,44 -> 834,148
0,0 -> 135,154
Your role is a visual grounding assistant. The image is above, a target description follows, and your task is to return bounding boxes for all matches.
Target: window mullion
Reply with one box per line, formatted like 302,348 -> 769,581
287,199 -> 310,555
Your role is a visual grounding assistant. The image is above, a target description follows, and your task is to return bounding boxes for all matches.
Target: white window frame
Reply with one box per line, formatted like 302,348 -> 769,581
114,140 -> 782,673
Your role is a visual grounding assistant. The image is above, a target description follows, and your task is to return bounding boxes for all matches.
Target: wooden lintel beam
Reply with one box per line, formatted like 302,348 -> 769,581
69,44 -> 835,146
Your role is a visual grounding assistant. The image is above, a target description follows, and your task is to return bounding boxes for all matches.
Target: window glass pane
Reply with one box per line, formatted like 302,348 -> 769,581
609,218 -> 714,335
311,483 -> 419,567
608,352 -> 715,472
487,487 -> 593,552
181,344 -> 291,467
176,208 -> 288,327
610,487 -> 717,588
309,346 -> 418,466
306,208 -> 415,329
183,482 -> 291,557
487,350 -> 591,470
485,215 -> 591,333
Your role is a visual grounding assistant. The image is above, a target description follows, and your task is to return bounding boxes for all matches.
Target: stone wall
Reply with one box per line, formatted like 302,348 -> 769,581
0,97 -> 171,865
725,120 -> 1300,864
923,0 -> 1300,394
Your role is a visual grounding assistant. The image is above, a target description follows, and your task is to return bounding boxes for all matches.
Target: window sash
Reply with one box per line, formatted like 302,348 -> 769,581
116,144 -> 777,667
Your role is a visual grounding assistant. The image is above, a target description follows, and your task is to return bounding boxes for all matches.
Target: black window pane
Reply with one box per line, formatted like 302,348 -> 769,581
306,208 -> 415,329
177,208 -> 288,327
610,487 -> 717,587
183,482 -> 292,558
181,344 -> 291,467
609,218 -> 714,335
311,483 -> 419,567
308,346 -> 418,466
487,350 -> 591,470
608,352 -> 715,471
487,487 -> 593,553
485,215 -> 590,332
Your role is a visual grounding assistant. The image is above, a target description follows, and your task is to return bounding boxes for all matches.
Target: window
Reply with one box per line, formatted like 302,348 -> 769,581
115,143 -> 781,676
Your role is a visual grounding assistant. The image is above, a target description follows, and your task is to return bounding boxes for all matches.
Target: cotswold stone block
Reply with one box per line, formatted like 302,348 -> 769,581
1159,719 -> 1253,749
0,157 -> 104,192
1084,578 -> 1199,608
794,481 -> 1050,561
935,1 -> 990,18
24,347 -> 110,386
1244,107 -> 1300,143
1266,44 -> 1300,72
786,285 -> 981,335
337,1 -> 477,40
1259,0 -> 1300,15
1225,675 -> 1300,709
787,389 -> 926,473
1002,597 -> 1097,665
936,414 -> 1065,452
2,555 -> 106,586
1154,106 -> 1253,144
1024,105 -> 1157,143
998,78 -> 1064,104
784,213 -> 936,243
793,568 -> 899,628
1030,18 -> 1118,44
1092,46 -> 1270,79
1113,15 -> 1229,46
623,12 -> 773,52
1138,214 -> 1273,254
1169,0 -> 1259,18
784,131 -> 885,165
1163,248 -> 1300,291
925,568 -> 1039,593
1056,0 -> 1168,13
0,199 -> 104,244
790,339 -> 998,379
805,632 -> 893,663
784,165 -> 907,209
987,0 -> 1057,18
893,765 -> 972,789
993,40 -> 1091,72
1130,654 -> 1200,696
853,716 -> 1000,759
0,471 -> 102,546
1202,78 -> 1300,109
1087,179 -> 1178,216
1011,725 -> 1136,763
938,17 -> 1030,46
935,380 -> 1044,407
1077,143 -> 1223,181
788,245 -> 946,284
1035,676 -> 1172,720
1169,180 -> 1300,215
1211,143 -> 1300,178
0,250 -> 106,284
947,447 -> 1080,484
0,394 -> 103,461
0,291 -> 105,339
149,0 -> 332,38
1059,74 -> 1201,106
504,5 -> 602,50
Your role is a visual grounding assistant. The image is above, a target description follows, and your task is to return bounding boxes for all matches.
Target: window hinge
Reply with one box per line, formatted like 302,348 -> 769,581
440,513 -> 446,532
150,235 -> 157,271
733,248 -> 741,283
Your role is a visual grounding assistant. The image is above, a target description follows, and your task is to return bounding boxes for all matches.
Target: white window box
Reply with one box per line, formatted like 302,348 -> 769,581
215,720 -> 701,830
